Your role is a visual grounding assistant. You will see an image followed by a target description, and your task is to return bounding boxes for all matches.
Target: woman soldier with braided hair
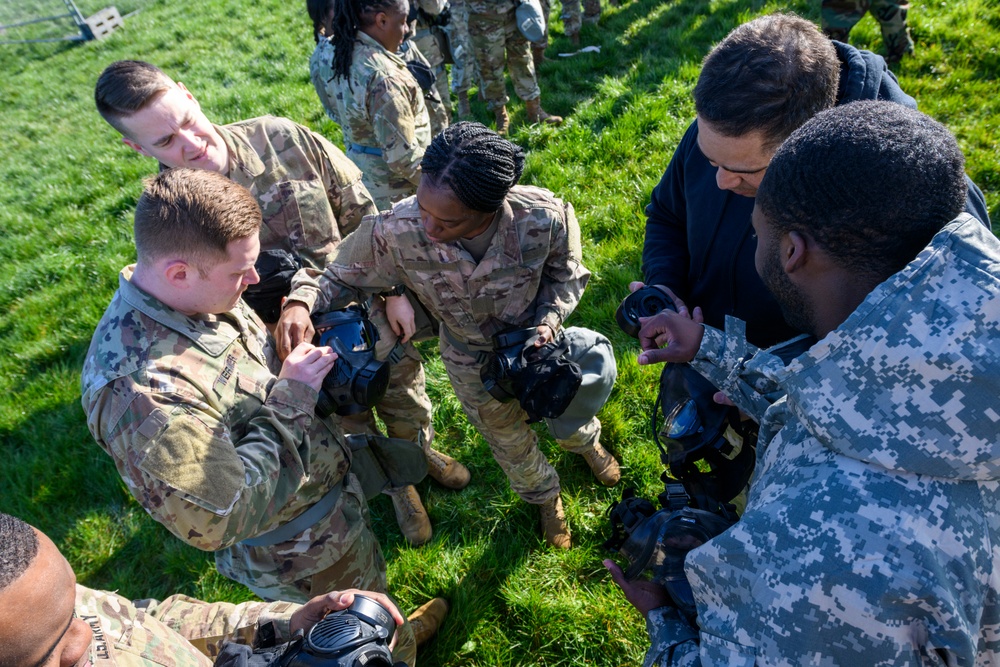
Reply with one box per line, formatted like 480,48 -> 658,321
278,122 -> 621,549
307,0 -> 433,210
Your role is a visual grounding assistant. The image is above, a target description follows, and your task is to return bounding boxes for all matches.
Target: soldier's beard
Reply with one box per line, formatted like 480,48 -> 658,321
759,240 -> 816,338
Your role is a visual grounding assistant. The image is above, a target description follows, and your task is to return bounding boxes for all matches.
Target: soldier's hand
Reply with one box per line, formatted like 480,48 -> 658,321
604,559 -> 674,616
533,323 -> 555,346
279,342 -> 337,392
385,294 -> 416,343
637,310 -> 703,366
290,589 -> 406,650
276,301 -> 314,360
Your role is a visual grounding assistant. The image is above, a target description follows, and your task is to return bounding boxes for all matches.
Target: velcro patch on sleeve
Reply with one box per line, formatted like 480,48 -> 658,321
137,412 -> 245,514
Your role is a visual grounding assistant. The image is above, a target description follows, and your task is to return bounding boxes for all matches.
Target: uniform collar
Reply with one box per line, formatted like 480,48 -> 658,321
357,31 -> 407,67
215,123 -> 265,187
117,266 -> 246,358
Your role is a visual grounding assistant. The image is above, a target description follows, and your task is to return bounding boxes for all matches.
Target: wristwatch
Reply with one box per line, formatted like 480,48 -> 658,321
379,285 -> 407,297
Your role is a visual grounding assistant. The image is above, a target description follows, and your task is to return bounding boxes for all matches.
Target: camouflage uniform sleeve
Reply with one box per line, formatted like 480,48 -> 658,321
689,317 -> 787,423
643,607 -> 701,667
533,199 -> 591,331
368,77 -> 424,188
288,215 -> 404,314
298,126 -> 378,243
145,594 -> 300,659
97,377 -> 322,551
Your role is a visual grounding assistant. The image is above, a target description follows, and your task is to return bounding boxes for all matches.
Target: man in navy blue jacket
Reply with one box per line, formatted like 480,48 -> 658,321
640,12 -> 990,349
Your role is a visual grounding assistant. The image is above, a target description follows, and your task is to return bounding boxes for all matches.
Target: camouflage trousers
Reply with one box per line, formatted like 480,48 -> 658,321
413,29 -> 452,134
469,7 -> 541,110
821,0 -> 913,60
241,488 -> 418,666
533,0 -> 602,47
442,0 -> 478,95
440,337 -> 601,504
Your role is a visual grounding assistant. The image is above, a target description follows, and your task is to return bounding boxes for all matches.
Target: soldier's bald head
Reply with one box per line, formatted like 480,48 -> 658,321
134,168 -> 262,271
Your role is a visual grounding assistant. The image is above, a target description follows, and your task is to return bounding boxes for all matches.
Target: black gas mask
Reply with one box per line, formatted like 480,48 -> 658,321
480,327 -> 582,423
312,307 -> 390,418
213,595 -> 404,667
281,595 -> 399,667
604,286 -> 752,627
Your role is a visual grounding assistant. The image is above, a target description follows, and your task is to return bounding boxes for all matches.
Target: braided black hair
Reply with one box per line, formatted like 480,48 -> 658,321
330,0 -> 406,80
307,0 -> 331,43
420,122 -> 526,212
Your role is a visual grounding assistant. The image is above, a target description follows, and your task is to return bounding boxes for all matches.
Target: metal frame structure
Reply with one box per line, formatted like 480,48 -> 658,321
0,0 -> 121,44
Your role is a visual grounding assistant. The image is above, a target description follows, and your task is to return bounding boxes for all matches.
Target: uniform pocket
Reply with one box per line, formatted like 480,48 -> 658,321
699,632 -> 756,667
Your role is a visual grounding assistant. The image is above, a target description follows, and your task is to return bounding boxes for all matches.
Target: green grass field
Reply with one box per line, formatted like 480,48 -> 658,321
1,0 -> 998,664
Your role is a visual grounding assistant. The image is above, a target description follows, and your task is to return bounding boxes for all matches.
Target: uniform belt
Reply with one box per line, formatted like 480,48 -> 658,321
441,326 -> 492,364
240,483 -> 343,548
347,142 -> 383,156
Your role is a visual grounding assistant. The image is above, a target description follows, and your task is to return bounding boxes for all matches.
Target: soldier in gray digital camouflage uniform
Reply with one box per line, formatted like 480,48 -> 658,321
611,102 -> 1000,665
821,0 -> 914,64
277,123 -> 621,549
467,0 -> 562,134
0,512 -> 448,667
95,60 -> 459,547
78,170 -> 458,664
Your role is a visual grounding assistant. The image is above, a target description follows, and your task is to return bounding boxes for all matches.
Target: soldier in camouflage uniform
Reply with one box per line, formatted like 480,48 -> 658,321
821,0 -> 914,64
277,123 -> 620,549
76,170 -> 459,663
309,0 -> 434,211
0,512 -> 439,667
618,103 -> 1000,665
411,0 -> 453,133
467,0 -> 562,134
96,60 -> 447,547
441,0 -> 478,118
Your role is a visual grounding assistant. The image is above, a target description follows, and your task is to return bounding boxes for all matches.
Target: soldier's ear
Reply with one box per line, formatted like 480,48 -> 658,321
782,231 -> 808,276
122,137 -> 151,157
163,260 -> 193,288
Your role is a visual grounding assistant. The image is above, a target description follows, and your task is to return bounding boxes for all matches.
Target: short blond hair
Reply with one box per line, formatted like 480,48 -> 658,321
134,168 -> 261,271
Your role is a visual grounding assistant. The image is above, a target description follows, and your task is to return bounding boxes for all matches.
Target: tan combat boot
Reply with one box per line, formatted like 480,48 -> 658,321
524,97 -> 563,126
390,485 -> 432,546
456,90 -> 471,119
426,447 -> 471,489
531,44 -> 548,68
581,443 -> 621,486
494,105 -> 510,135
408,597 -> 449,646
539,496 -> 571,549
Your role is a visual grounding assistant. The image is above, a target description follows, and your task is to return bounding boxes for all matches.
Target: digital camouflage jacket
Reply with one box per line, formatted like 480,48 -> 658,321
287,185 -> 589,345
81,269 -> 367,601
645,214 -> 1000,665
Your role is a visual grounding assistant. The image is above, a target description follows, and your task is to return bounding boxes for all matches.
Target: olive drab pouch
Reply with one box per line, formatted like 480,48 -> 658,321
346,434 -> 428,500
